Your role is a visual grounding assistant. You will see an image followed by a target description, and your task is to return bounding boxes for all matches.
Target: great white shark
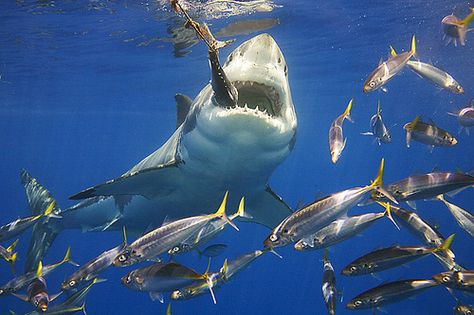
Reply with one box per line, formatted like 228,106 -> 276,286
22,33 -> 297,272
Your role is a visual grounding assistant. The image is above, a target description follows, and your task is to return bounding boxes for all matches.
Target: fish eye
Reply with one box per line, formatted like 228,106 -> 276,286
369,81 -> 375,87
282,229 -> 289,234
442,276 -> 451,283
69,280 -> 76,287
350,266 -> 357,272
354,300 -> 363,306
34,300 -> 39,307
172,246 -> 180,253
118,254 -> 127,262
135,276 -> 144,284
270,234 -> 278,242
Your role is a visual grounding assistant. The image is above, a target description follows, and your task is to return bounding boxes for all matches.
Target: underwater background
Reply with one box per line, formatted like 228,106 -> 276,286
1,0 -> 474,314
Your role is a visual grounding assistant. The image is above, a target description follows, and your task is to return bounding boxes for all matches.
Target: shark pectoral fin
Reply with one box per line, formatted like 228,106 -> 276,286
69,164 -> 180,200
175,93 -> 193,129
149,292 -> 164,303
242,187 -> 292,229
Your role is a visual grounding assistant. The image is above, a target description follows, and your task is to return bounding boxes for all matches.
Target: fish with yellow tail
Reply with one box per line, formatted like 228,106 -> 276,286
442,8 -> 474,46
329,99 -> 353,164
114,192 -> 239,267
363,35 -> 416,93
361,101 -> 392,145
403,116 -> 457,149
341,234 -> 455,276
0,239 -> 18,273
264,158 -> 397,249
433,269 -> 474,293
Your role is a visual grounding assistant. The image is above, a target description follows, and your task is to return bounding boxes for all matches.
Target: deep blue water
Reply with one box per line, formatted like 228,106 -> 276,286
1,1 -> 474,314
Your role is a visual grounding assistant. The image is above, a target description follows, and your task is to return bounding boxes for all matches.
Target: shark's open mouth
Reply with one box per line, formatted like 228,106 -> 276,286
233,80 -> 282,117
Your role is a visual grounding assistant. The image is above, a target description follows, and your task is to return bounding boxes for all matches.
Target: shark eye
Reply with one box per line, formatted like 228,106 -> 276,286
442,276 -> 451,283
270,234 -> 278,242
69,280 -> 76,287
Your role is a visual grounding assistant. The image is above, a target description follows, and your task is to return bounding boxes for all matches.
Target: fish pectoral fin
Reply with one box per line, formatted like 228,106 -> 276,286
405,200 -> 417,210
11,293 -> 29,302
240,187 -> 293,229
149,292 -> 164,303
69,163 -> 180,200
360,132 -> 374,136
380,86 -> 388,93
49,291 -> 63,302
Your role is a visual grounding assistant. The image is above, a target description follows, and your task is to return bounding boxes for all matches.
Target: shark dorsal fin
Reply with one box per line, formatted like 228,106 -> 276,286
175,94 -> 193,129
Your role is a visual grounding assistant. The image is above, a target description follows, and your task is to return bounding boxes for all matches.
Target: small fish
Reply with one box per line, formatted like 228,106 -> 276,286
12,262 -> 62,312
0,201 -> 58,242
389,204 -> 461,271
0,239 -> 18,272
322,249 -> 337,315
404,116 -> 457,149
454,304 -> 474,315
197,244 -> 227,258
0,247 -> 73,296
371,171 -> 474,206
363,35 -> 416,93
341,234 -> 454,276
442,8 -> 474,46
121,261 -> 218,304
171,249 -> 265,301
329,99 -> 353,163
25,304 -> 86,315
216,18 -> 280,37
437,195 -> 474,237
294,202 -> 398,251
433,270 -> 474,293
168,198 -> 247,256
346,279 -> 438,310
62,227 -> 127,291
114,192 -> 239,267
361,101 -> 392,145
265,159 -> 396,249
404,59 -> 464,94
448,100 -> 474,135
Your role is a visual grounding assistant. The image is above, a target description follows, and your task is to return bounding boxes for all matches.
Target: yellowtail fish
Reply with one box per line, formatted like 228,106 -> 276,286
121,261 -> 222,304
388,204 -> 462,271
404,116 -> 457,149
168,198 -> 247,256
216,18 -> 280,37
329,99 -> 353,163
341,234 -> 454,276
0,247 -> 73,297
371,171 -> 474,208
114,192 -> 238,267
405,60 -> 464,94
294,202 -> 398,251
0,201 -> 58,242
322,249 -> 337,315
346,279 -> 438,310
433,270 -> 474,293
442,8 -> 474,46
25,304 -> 86,315
12,262 -> 62,312
363,35 -> 416,93
264,159 -> 396,249
0,239 -> 18,273
62,227 -> 127,291
437,195 -> 474,238
454,304 -> 474,315
361,101 -> 392,145
448,100 -> 474,135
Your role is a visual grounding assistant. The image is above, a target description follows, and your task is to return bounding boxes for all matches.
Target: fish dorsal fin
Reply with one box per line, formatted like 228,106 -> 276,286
7,239 -> 19,253
389,45 -> 397,57
377,101 -> 381,115
36,261 -> 43,278
149,292 -> 164,303
378,57 -> 383,66
161,216 -> 174,227
410,34 -> 416,58
174,93 -> 193,129
470,99 -> 474,108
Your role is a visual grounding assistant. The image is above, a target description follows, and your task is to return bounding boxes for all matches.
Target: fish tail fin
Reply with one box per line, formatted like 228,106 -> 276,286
343,99 -> 354,122
36,261 -> 43,278
435,234 -> 455,252
380,202 -> 400,230
410,34 -> 417,58
8,252 -> 18,274
81,303 -> 87,315
212,191 -> 239,231
59,246 -> 78,267
460,8 -> 474,26
389,45 -> 397,57
6,239 -> 19,253
232,197 -> 252,219
220,258 -> 228,281
202,257 -> 218,304
405,116 -> 421,131
368,159 -> 398,204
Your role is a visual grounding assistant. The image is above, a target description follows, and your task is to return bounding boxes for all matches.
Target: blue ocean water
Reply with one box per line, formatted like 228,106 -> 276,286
1,0 -> 474,314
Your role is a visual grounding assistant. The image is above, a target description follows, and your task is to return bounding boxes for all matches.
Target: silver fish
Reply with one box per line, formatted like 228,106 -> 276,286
62,228 -> 127,291
216,18 -> 280,37
113,192 -> 238,267
329,99 -> 353,163
322,249 -> 337,315
442,9 -> 474,46
448,100 -> 474,135
197,244 -> 227,258
265,159 -> 395,249
433,270 -> 474,293
363,35 -> 416,93
404,116 -> 457,149
294,202 -> 398,251
406,60 -> 463,94
437,195 -> 474,237
346,279 -> 438,310
361,101 -> 392,145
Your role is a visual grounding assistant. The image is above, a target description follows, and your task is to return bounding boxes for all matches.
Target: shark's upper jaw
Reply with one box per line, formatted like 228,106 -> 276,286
214,33 -> 294,127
